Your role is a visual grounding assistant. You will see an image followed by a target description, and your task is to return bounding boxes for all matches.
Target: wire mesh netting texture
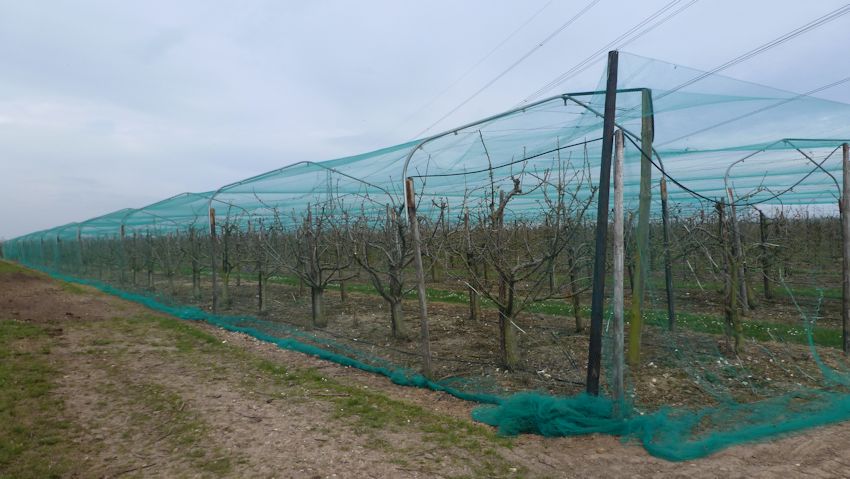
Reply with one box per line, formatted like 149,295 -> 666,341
5,52 -> 850,461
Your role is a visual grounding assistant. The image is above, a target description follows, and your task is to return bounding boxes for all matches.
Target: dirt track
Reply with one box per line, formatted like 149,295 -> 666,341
2,261 -> 850,478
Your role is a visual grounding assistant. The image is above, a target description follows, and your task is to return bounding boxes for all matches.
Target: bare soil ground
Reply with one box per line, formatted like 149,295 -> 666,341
3,261 -> 850,478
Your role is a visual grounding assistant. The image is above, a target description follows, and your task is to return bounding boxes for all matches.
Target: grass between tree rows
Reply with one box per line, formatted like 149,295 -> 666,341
259,272 -> 840,349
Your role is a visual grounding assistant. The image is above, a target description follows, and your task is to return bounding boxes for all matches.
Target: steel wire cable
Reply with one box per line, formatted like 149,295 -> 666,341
412,0 -> 603,138
521,0 -> 698,104
396,0 -> 557,135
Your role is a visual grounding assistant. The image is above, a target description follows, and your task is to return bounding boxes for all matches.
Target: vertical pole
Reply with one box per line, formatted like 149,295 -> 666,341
132,231 -> 138,285
627,88 -> 653,366
464,209 -> 480,322
257,223 -> 265,312
78,225 -> 85,274
55,234 -> 61,271
842,143 -> 849,354
405,177 -> 433,377
119,224 -> 126,283
209,207 -> 218,313
660,178 -> 676,329
612,130 -> 625,411
585,50 -> 618,396
758,209 -> 772,300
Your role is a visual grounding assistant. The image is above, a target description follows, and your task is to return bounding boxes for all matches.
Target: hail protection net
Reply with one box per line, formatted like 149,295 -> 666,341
5,52 -> 850,460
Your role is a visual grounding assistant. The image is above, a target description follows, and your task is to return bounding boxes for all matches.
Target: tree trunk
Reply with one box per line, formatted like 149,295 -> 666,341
192,261 -> 200,300
728,198 -> 750,315
719,203 -> 743,354
467,253 -> 480,321
257,264 -> 265,313
498,309 -> 520,370
390,300 -> 408,340
468,285 -> 480,322
311,287 -> 326,328
567,247 -> 583,332
430,257 -> 441,283
222,271 -> 231,307
497,275 -> 519,370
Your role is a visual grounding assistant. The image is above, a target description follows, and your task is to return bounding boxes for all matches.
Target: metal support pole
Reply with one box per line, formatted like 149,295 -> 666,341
586,50 -> 619,396
209,207 -> 218,314
660,178 -> 676,330
405,177 -> 433,377
842,143 -> 849,354
612,129 -> 625,411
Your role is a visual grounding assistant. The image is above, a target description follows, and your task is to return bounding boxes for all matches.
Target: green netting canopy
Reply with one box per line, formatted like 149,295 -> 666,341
5,52 -> 850,461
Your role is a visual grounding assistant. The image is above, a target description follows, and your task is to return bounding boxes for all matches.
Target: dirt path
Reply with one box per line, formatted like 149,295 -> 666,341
1,261 -> 850,478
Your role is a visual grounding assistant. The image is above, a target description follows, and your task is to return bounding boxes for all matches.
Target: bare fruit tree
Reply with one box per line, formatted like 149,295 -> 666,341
284,202 -> 355,328
350,203 -> 415,339
451,151 -> 594,370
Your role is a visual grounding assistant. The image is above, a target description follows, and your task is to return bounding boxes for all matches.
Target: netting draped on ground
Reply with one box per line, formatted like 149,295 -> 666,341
5,52 -> 850,461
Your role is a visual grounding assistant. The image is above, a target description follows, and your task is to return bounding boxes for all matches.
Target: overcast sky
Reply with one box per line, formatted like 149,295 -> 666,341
2,0 -> 849,239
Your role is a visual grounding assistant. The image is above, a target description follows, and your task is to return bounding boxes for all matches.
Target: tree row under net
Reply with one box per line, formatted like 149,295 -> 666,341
5,52 -> 850,460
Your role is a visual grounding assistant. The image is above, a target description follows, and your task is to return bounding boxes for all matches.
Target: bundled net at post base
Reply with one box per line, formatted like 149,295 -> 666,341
6,53 -> 850,461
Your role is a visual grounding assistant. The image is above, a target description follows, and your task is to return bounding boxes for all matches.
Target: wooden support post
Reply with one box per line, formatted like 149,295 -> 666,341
78,225 -> 85,273
209,207 -> 218,314
612,129 -> 625,411
405,177 -> 433,377
55,234 -> 61,270
660,178 -> 676,330
257,224 -> 265,313
118,224 -> 126,283
131,232 -> 138,285
586,50 -> 618,396
464,209 -> 481,321
842,143 -> 850,354
567,246 -> 583,332
627,88 -> 653,367
758,209 -> 772,300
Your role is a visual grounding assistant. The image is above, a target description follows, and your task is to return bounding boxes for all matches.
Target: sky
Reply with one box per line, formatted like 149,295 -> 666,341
1,0 -> 849,239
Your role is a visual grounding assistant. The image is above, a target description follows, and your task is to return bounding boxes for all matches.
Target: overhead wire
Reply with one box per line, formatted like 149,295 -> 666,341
652,4 -> 850,102
395,0 -> 557,135
411,0 -> 602,139
613,5 -> 850,207
519,0 -> 698,104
